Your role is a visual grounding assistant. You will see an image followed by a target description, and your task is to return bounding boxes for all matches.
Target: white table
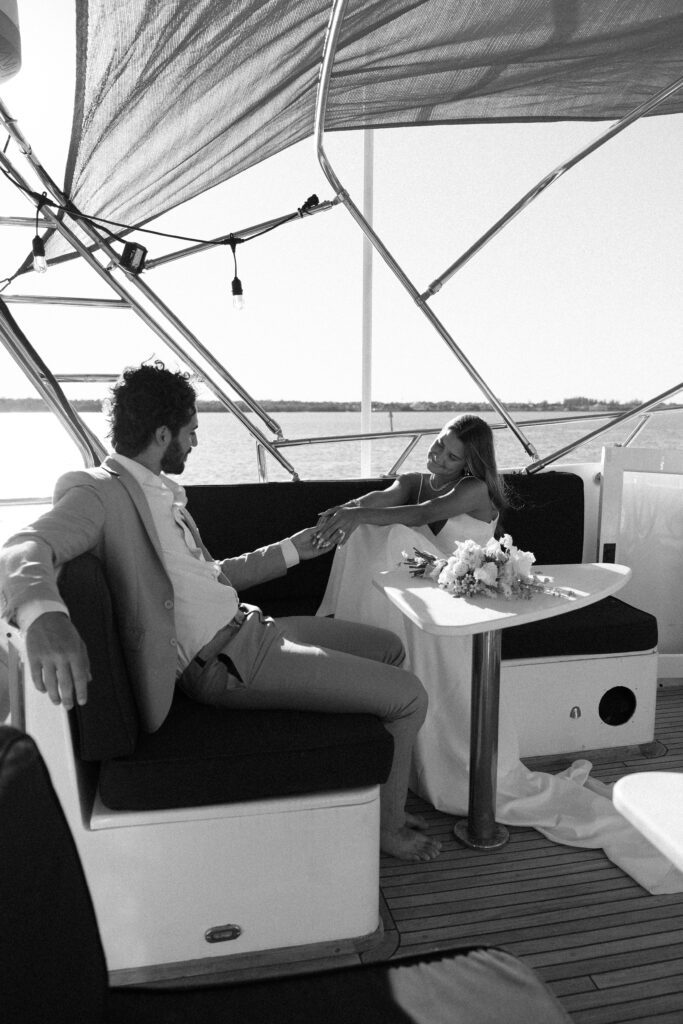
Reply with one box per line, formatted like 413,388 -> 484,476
374,562 -> 631,849
613,772 -> 683,872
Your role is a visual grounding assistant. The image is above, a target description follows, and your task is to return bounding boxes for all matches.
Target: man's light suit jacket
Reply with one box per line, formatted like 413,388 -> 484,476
0,457 -> 290,731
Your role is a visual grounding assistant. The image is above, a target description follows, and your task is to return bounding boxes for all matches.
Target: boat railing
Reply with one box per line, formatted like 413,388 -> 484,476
255,398 -> 681,481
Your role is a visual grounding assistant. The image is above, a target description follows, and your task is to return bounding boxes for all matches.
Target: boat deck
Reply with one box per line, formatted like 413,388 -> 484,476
138,685 -> 683,1022
377,684 -> 683,1024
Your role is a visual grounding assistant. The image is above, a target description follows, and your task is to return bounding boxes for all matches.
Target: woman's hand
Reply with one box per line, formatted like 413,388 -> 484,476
314,504 -> 364,548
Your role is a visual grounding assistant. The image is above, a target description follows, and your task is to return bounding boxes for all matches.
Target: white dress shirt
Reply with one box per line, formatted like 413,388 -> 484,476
17,454 -> 299,672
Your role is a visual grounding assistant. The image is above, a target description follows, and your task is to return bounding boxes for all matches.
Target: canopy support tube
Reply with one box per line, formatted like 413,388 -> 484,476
0,96 -> 284,440
423,74 -> 683,299
145,200 -> 339,271
526,383 -> 683,473
0,297 -> 107,466
314,0 -> 539,462
0,100 -> 300,479
2,295 -> 127,308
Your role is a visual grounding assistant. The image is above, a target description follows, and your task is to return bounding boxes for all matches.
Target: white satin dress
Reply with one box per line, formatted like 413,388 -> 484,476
318,514 -> 683,894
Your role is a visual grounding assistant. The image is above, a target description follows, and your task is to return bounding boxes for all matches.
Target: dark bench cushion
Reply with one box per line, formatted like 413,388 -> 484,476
188,475 -> 656,660
59,554 -> 139,761
502,595 -> 658,660
187,471 -> 585,618
99,691 -> 393,811
187,479 -> 392,617
498,470 -> 584,563
497,472 -> 657,658
58,553 -> 393,806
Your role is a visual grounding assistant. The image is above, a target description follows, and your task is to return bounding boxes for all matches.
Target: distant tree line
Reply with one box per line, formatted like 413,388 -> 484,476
1,396 -> 679,413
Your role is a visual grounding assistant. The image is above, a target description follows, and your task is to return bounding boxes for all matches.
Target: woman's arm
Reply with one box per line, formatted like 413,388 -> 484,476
317,474 -> 419,520
315,476 -> 491,547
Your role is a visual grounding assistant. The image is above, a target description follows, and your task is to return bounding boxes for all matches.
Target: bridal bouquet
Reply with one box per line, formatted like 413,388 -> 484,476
403,534 -> 564,600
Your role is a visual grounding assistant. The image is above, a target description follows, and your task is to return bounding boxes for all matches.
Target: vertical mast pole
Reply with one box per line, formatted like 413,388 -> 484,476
360,128 -> 374,476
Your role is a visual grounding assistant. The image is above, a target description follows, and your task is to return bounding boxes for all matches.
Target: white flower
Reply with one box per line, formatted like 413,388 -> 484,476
474,562 -> 498,587
403,530 -> 559,604
510,547 -> 536,578
439,558 -> 464,586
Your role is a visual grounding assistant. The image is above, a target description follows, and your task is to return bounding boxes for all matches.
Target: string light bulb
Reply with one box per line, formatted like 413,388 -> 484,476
32,235 -> 47,274
231,274 -> 245,311
229,236 -> 245,311
32,198 -> 48,274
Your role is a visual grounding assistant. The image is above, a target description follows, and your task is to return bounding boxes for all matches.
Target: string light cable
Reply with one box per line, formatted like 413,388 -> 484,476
0,162 -> 325,276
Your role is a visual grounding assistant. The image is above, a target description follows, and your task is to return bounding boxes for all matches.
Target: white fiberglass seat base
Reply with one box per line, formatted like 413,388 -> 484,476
4,632 -> 382,979
501,649 -> 657,757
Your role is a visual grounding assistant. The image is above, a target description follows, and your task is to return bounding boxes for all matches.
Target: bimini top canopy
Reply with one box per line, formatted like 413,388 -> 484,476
63,0 -> 683,235
0,0 -> 20,84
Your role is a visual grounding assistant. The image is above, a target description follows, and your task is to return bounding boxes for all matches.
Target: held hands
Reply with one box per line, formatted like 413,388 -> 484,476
25,612 -> 91,710
289,526 -> 331,561
314,503 -> 363,549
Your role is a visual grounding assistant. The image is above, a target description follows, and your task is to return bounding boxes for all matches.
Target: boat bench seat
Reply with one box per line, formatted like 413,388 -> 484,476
186,472 -> 658,757
57,471 -> 658,800
58,553 -> 393,811
49,549 -> 393,971
186,472 -> 658,662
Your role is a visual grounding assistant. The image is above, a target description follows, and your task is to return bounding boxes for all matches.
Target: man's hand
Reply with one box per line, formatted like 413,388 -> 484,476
25,612 -> 91,710
289,527 -> 331,561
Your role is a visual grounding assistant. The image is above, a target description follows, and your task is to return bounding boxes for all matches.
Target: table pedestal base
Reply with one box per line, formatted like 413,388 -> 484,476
461,629 -> 509,849
453,819 -> 509,850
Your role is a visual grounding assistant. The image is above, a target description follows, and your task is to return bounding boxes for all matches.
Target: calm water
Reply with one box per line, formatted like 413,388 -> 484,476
2,408 -> 681,505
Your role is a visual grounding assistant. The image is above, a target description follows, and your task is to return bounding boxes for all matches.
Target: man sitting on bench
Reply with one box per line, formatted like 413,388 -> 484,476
0,361 -> 441,863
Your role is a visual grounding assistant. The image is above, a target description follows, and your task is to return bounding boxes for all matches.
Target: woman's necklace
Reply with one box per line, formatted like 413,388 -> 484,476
428,473 -> 454,493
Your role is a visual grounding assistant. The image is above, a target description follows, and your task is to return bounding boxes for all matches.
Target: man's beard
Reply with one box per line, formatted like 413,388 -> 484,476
161,437 -> 188,474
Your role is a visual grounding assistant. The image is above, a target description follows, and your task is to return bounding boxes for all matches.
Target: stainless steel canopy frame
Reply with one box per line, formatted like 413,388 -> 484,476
0,96 -> 300,479
314,0 -> 683,471
314,0 -> 539,461
0,295 -> 107,469
1,8 -> 682,481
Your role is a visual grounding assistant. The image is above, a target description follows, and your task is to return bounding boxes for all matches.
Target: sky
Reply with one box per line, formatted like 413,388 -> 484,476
0,2 -> 681,407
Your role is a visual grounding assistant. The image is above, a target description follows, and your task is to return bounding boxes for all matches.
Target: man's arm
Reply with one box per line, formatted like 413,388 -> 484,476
0,478 -> 106,707
218,526 -> 329,590
25,611 -> 91,709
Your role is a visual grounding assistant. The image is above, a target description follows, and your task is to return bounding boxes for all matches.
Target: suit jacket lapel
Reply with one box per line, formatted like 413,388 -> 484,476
102,455 -> 166,566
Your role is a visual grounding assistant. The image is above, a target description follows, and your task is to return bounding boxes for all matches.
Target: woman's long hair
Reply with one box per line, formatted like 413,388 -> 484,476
445,414 -> 508,510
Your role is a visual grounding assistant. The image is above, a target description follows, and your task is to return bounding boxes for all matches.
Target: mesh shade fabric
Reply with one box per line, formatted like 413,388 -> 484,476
50,0 -> 683,254
0,0 -> 20,84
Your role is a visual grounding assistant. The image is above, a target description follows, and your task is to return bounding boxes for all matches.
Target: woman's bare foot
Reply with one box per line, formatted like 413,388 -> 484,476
381,826 -> 442,862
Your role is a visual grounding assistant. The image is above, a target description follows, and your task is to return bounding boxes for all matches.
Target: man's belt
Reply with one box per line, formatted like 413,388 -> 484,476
193,604 -> 249,669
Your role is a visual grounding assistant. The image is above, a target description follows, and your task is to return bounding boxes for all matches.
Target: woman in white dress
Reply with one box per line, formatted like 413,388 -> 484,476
315,415 -> 683,894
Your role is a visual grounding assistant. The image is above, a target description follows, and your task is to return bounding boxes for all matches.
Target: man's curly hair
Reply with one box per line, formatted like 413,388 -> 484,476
106,361 -> 197,457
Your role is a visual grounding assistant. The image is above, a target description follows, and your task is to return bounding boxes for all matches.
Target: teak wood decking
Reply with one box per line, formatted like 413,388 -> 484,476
377,684 -> 683,1024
